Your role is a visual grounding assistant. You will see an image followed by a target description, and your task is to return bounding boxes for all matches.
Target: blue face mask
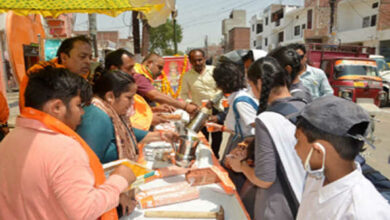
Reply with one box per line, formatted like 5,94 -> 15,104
304,142 -> 326,180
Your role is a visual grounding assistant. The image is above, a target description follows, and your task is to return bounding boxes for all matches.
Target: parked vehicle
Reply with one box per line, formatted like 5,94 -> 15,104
370,55 -> 390,106
307,44 -> 383,143
307,44 -> 385,107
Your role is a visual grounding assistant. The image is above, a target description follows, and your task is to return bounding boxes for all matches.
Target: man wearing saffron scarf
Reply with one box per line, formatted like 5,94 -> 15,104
0,66 -> 135,220
20,35 -> 93,109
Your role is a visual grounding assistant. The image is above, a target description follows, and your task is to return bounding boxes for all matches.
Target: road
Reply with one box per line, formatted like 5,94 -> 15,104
364,107 -> 390,178
5,92 -> 390,178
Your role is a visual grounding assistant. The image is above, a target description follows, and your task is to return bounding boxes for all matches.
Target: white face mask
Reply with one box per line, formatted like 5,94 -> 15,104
304,142 -> 326,180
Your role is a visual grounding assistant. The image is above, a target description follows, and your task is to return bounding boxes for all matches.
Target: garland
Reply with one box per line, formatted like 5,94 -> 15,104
160,55 -> 188,99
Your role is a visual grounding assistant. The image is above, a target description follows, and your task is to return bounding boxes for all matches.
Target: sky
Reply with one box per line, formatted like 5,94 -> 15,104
74,0 -> 303,52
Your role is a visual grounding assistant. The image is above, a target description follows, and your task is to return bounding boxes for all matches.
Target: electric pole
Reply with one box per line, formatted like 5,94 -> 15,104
88,13 -> 98,58
172,10 -> 178,54
132,11 -> 141,55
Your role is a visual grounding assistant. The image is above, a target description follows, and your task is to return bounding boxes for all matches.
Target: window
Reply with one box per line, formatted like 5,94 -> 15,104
307,9 -> 313,29
363,16 -> 370,28
371,15 -> 377,26
265,38 -> 268,46
256,23 -> 263,34
254,41 -> 256,47
294,25 -> 300,36
372,2 -> 378,8
265,17 -> 269,25
278,31 -> 284,43
252,25 -> 254,32
302,24 -> 306,30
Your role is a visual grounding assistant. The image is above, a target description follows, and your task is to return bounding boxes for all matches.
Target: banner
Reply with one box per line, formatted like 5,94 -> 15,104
44,39 -> 62,61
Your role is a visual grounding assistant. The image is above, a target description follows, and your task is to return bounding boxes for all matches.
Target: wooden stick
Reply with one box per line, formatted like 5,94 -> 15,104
144,210 -> 217,218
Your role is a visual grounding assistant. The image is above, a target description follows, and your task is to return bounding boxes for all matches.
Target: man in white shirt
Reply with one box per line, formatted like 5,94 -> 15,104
288,43 -> 334,99
180,49 -> 223,156
294,96 -> 390,220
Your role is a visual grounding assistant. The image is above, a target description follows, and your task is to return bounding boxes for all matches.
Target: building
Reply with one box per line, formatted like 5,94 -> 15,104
228,27 -> 250,51
249,15 -> 263,49
250,0 -> 343,51
256,4 -> 303,51
45,14 -> 74,38
337,0 -> 390,59
222,10 -> 247,52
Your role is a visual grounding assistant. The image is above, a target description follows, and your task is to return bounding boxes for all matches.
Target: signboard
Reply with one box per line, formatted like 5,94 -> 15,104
44,39 -> 62,61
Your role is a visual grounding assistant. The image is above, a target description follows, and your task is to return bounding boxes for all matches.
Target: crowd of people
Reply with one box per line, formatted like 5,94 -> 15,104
0,35 -> 389,220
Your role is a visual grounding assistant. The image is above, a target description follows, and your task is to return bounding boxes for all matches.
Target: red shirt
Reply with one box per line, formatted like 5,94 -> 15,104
133,73 -> 155,102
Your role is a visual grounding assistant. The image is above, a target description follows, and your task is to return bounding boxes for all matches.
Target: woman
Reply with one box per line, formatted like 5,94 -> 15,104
228,57 -> 306,220
268,46 -> 312,103
77,70 -> 178,216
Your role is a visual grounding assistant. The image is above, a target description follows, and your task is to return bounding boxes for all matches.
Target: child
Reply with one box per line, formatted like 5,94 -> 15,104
295,95 -> 390,219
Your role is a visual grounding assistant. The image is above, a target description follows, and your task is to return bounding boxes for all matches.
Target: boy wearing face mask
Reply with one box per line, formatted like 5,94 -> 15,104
294,96 -> 390,219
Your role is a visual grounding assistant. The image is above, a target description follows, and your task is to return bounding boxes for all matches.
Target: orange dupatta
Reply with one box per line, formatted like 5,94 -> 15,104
20,109 -> 119,219
19,58 -> 89,110
134,63 -> 154,83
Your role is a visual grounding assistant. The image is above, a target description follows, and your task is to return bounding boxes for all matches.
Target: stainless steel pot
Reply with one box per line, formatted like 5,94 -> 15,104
175,131 -> 200,167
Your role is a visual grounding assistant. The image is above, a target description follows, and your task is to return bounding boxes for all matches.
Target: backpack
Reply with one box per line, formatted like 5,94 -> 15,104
232,95 -> 258,140
356,155 -> 390,203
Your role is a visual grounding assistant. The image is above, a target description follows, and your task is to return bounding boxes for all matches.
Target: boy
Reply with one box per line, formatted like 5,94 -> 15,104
295,95 -> 390,219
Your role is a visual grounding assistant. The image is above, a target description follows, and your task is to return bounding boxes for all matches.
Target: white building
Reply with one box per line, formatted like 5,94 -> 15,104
249,4 -> 304,52
249,15 -> 263,49
337,0 -> 390,55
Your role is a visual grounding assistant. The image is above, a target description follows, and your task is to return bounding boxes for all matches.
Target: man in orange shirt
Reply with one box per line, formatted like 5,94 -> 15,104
0,66 -> 135,219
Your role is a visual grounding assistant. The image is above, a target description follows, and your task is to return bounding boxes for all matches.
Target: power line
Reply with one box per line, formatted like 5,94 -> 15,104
179,0 -> 258,26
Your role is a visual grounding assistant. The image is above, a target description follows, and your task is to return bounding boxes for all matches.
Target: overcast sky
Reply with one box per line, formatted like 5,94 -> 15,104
74,0 -> 303,52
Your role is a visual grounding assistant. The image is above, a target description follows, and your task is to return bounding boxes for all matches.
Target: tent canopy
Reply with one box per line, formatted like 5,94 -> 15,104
0,0 -> 175,27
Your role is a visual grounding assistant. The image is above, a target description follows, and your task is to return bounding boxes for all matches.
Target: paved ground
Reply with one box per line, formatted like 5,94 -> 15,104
364,107 -> 390,178
5,91 -> 390,178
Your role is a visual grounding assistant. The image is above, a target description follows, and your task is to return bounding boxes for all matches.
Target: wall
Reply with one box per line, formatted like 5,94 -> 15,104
228,27 -> 250,51
222,10 -> 246,51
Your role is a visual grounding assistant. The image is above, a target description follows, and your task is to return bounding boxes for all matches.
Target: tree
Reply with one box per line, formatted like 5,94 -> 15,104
149,19 -> 183,55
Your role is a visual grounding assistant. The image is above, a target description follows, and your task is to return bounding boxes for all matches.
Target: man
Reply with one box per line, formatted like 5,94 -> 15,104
134,53 -> 165,83
181,48 -> 223,156
0,66 -> 135,219
288,43 -> 333,99
56,35 -> 93,79
105,49 -> 198,114
295,96 -> 390,219
20,35 -> 93,109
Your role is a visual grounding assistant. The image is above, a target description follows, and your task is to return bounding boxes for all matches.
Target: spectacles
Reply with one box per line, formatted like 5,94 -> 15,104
299,54 -> 305,60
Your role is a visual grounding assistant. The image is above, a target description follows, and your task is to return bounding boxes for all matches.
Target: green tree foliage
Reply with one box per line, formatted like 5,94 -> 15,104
149,19 -> 183,55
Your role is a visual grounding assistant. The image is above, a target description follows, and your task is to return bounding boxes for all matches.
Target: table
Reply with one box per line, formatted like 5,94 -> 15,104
121,136 -> 250,220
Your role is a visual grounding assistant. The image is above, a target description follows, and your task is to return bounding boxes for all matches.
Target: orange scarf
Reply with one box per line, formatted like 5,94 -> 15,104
0,92 -> 9,124
19,58 -> 89,110
134,63 -> 154,83
20,107 -> 118,220
19,58 -> 65,110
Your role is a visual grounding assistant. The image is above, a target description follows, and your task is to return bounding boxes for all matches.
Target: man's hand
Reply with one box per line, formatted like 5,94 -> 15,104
185,103 -> 199,115
152,104 -> 176,113
119,193 -> 137,216
111,164 -> 136,186
160,131 -> 180,142
151,113 -> 169,126
208,115 -> 219,123
205,122 -> 223,132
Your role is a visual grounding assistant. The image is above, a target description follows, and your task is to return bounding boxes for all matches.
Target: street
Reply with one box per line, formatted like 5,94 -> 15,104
364,107 -> 390,178
6,91 -> 390,178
